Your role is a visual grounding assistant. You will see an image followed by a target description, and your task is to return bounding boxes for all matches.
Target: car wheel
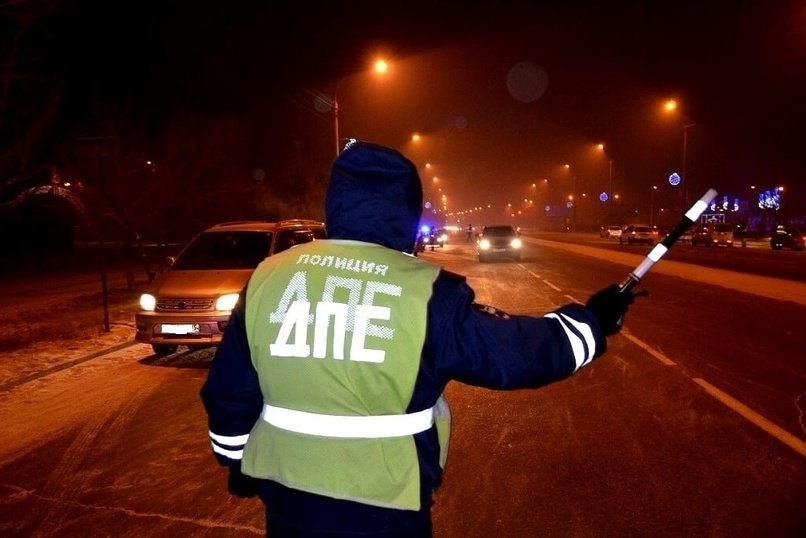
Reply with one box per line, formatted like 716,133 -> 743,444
152,344 -> 179,356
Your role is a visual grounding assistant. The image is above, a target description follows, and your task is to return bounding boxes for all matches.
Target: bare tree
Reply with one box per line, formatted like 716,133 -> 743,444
0,1 -> 65,194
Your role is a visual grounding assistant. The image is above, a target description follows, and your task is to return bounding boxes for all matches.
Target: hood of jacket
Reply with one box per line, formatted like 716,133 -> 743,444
325,141 -> 423,253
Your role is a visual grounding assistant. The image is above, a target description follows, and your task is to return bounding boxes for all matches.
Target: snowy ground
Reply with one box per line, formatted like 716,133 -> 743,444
0,267 -> 142,388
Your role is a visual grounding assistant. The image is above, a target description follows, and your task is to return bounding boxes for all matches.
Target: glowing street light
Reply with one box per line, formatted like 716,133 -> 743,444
662,98 -> 696,209
332,57 -> 391,157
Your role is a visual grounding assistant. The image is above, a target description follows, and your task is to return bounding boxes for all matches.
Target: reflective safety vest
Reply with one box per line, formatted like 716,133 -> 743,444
242,239 -> 449,510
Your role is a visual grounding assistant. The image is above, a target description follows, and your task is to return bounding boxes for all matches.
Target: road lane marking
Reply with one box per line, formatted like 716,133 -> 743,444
620,331 -> 677,366
520,255 -> 803,457
621,331 -> 804,457
693,378 -> 806,458
542,279 -> 561,291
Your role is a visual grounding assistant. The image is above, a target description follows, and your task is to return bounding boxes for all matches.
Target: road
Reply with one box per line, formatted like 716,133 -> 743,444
0,236 -> 804,536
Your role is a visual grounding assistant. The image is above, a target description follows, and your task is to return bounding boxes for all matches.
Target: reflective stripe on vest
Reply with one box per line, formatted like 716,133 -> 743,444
262,404 -> 434,438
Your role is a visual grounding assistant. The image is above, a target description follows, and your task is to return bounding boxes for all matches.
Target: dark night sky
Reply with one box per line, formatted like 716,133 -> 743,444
26,1 -> 806,221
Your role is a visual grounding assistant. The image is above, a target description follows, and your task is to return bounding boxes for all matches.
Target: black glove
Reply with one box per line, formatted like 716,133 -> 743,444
586,284 -> 635,336
227,467 -> 260,498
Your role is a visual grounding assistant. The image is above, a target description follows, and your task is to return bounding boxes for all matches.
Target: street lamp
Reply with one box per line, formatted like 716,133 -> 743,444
662,98 -> 696,210
650,185 -> 658,226
564,164 -> 578,230
332,58 -> 390,157
681,122 -> 696,209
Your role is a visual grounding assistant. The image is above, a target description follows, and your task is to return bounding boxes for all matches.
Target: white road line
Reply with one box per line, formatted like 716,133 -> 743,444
517,260 -> 802,457
565,294 -> 582,304
693,378 -> 806,458
542,279 -> 561,291
620,331 -> 677,366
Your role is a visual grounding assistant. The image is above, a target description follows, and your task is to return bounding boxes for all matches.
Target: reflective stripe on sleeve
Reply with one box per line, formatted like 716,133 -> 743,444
545,313 -> 595,370
208,431 -> 248,461
211,442 -> 243,460
209,431 -> 250,446
261,404 -> 435,438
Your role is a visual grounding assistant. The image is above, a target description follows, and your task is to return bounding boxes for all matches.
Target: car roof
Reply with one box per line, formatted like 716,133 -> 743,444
204,219 -> 324,233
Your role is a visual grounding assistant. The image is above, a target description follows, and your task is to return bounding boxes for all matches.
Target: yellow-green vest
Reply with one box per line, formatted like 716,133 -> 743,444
242,239 -> 449,510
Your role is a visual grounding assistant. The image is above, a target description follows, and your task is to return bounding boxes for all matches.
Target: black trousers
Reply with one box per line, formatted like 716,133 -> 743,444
260,481 -> 432,537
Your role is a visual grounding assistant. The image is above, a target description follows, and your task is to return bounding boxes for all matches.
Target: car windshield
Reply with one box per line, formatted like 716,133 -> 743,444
714,224 -> 733,232
634,226 -> 652,233
172,231 -> 272,270
482,226 -> 517,237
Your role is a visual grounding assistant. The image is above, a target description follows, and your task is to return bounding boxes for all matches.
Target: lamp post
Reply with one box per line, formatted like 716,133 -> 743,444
332,58 -> 390,158
650,185 -> 658,227
681,122 -> 696,210
595,143 -> 615,224
564,164 -> 578,230
663,99 -> 696,211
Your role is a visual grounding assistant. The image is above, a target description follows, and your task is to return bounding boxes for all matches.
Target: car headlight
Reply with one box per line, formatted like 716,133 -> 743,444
511,238 -> 522,249
438,234 -> 448,242
216,293 -> 240,312
139,293 -> 156,312
479,238 -> 491,250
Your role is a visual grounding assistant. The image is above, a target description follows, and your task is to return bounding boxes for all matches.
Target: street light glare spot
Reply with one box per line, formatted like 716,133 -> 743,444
506,61 -> 548,103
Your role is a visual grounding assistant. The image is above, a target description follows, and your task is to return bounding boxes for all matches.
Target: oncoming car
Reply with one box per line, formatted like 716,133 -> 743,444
477,224 -> 522,262
417,226 -> 448,252
135,219 -> 325,356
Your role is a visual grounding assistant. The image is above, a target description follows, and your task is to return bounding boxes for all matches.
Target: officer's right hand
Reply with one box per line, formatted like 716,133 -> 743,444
227,467 -> 260,498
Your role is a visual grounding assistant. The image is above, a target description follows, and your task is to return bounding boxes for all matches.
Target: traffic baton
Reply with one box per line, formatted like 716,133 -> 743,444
618,188 -> 719,294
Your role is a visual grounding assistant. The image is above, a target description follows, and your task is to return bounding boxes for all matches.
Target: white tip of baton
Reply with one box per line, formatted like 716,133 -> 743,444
685,188 -> 718,222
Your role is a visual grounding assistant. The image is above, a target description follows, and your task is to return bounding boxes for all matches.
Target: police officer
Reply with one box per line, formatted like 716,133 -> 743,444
200,141 -> 634,536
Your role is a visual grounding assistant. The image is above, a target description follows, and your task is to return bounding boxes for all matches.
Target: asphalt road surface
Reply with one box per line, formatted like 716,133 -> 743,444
0,236 -> 803,536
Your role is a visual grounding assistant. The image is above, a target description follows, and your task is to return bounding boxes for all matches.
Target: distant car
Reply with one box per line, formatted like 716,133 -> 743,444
691,223 -> 734,247
770,227 -> 805,251
619,225 -> 654,245
423,228 -> 448,249
600,225 -> 623,239
477,224 -> 522,262
135,219 -> 326,356
416,226 -> 447,252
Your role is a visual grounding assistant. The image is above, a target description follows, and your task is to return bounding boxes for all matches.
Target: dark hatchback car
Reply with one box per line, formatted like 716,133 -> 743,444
477,224 -> 522,262
770,227 -> 805,251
